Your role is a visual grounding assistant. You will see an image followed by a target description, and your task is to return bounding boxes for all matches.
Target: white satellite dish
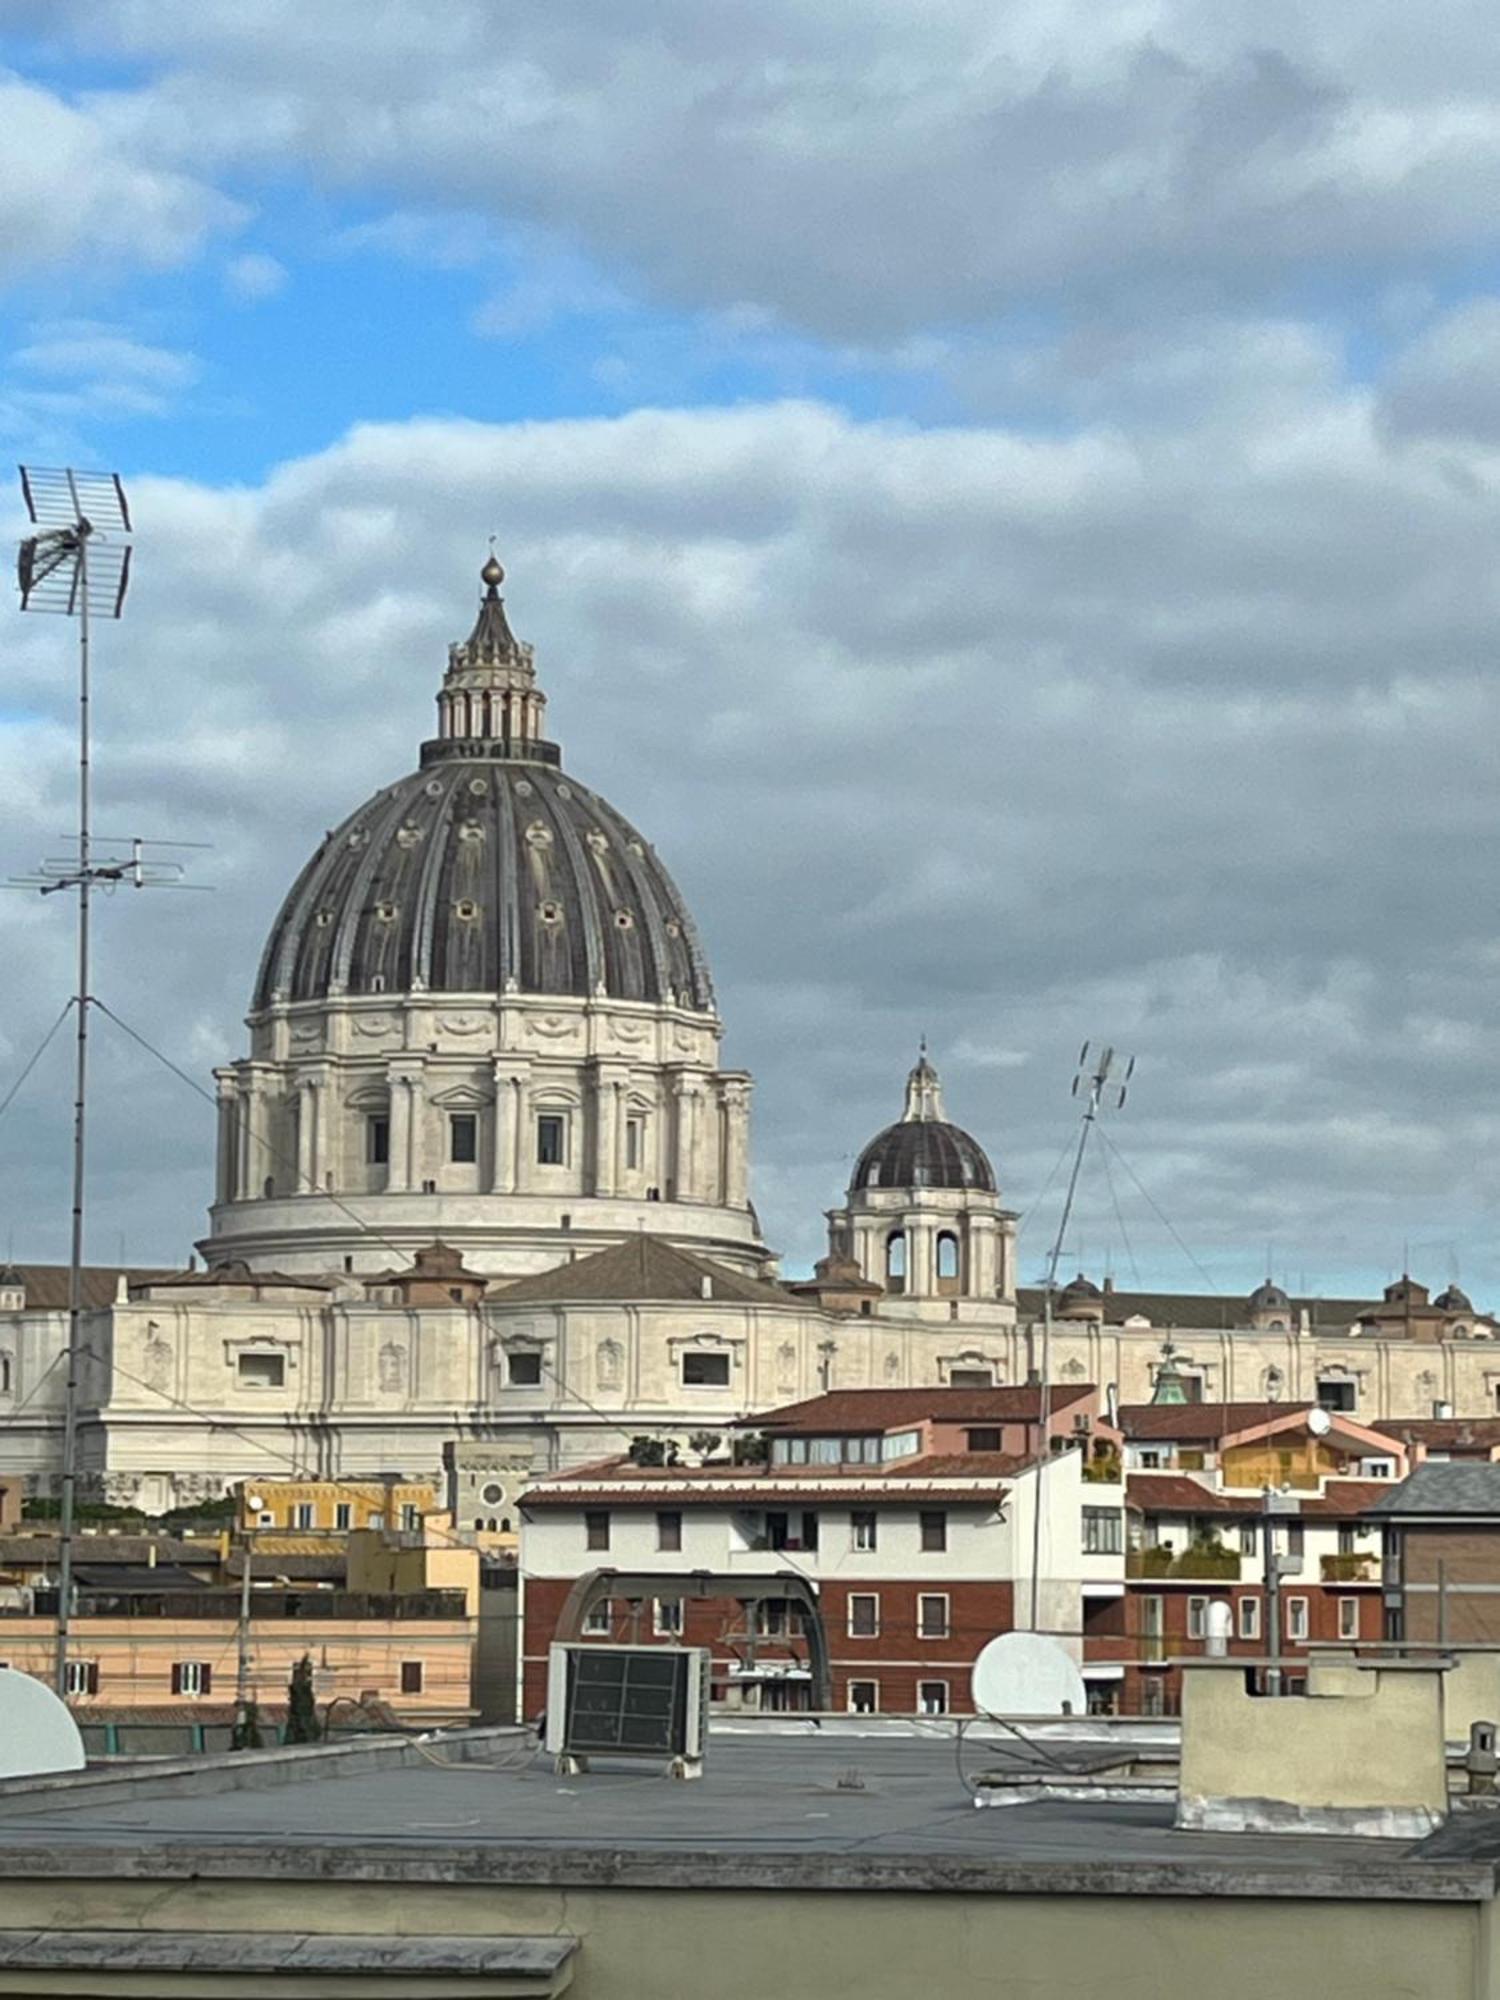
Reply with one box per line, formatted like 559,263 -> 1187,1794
970,1632 -> 1087,1718
1307,1406 -> 1333,1437
245,1492 -> 265,1511
0,1668 -> 85,1779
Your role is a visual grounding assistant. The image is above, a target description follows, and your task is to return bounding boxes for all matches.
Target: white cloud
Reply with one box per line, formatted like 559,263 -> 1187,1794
222,251 -> 287,302
3,391 -> 1500,1298
0,69 -> 237,287
29,2 -> 1500,339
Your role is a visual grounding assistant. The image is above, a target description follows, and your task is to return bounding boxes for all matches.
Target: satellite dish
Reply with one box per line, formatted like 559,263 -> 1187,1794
1307,1406 -> 1333,1437
0,1669 -> 85,1780
246,1493 -> 265,1511
970,1632 -> 1087,1718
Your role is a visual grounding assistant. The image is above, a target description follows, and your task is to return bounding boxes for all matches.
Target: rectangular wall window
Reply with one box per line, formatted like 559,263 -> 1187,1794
64,1661 -> 99,1697
401,1503 -> 420,1531
626,1118 -> 643,1170
851,1510 -> 878,1552
920,1510 -> 948,1553
918,1681 -> 949,1715
1338,1525 -> 1357,1556
238,1351 -> 286,1388
366,1115 -> 390,1165
449,1113 -> 478,1164
1338,1596 -> 1359,1640
1187,1596 -> 1207,1641
334,1503 -> 351,1531
654,1599 -> 683,1636
847,1679 -> 879,1714
681,1352 -> 730,1386
966,1427 -> 1002,1452
755,1597 -> 790,1638
1082,1507 -> 1123,1554
917,1594 -> 949,1639
1238,1595 -> 1261,1640
848,1593 -> 880,1638
1286,1596 -> 1309,1642
657,1510 -> 683,1552
170,1662 -> 213,1696
507,1351 -> 542,1386
585,1509 -> 610,1551
1240,1522 -> 1258,1555
294,1502 -> 314,1529
1317,1379 -> 1356,1412
536,1114 -> 566,1165
583,1600 -> 612,1636
400,1661 -> 424,1695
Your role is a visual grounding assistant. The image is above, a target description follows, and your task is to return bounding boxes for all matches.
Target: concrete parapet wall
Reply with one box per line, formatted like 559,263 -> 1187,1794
1177,1662 -> 1448,1837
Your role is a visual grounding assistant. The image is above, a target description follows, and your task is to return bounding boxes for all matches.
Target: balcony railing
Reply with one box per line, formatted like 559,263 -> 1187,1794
1320,1553 -> 1379,1583
1127,1547 -> 1242,1582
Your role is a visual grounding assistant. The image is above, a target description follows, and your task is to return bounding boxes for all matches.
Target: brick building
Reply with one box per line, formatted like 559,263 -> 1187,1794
519,1387 -> 1124,1716
1369,1463 -> 1500,1644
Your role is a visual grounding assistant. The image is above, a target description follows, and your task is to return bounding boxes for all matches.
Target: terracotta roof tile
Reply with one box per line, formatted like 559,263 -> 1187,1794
740,1386 -> 1094,1433
488,1236 -> 789,1307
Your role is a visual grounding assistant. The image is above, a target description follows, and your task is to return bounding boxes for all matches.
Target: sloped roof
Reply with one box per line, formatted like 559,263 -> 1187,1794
1016,1287 -> 1380,1329
1366,1463 -> 1500,1517
521,1451 -> 1021,1507
487,1235 -> 789,1308
1126,1473 -> 1393,1518
741,1385 -> 1094,1433
0,1264 -> 164,1311
1120,1401 -> 1307,1441
1381,1418 -> 1500,1455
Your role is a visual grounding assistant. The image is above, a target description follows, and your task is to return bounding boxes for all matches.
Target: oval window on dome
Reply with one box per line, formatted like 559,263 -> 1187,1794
556,782 -> 572,799
454,898 -> 479,922
614,909 -> 634,930
538,900 -> 563,927
374,901 -> 398,923
514,778 -> 533,797
425,778 -> 443,798
468,777 -> 488,796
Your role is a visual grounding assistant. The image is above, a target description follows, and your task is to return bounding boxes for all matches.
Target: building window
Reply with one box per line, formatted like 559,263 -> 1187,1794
626,1118 -> 643,1170
171,1662 -> 213,1696
507,1350 -> 543,1386
536,1114 -> 566,1166
920,1509 -> 948,1553
657,1510 -> 683,1553
1238,1595 -> 1261,1640
366,1115 -> 390,1165
1338,1524 -> 1357,1556
1316,1377 -> 1357,1413
1338,1596 -> 1359,1641
1286,1596 -> 1308,1642
966,1427 -> 1002,1452
1239,1522 -> 1258,1555
948,1367 -> 994,1387
401,1503 -> 420,1532
848,1593 -> 880,1638
918,1681 -> 949,1716
936,1232 -> 961,1292
681,1351 -> 731,1387
754,1598 -> 789,1638
334,1503 -> 351,1531
294,1502 -> 314,1530
1282,1521 -> 1305,1559
583,1599 -> 611,1636
851,1510 -> 878,1553
885,1232 -> 907,1293
917,1594 -> 949,1639
64,1661 -> 99,1697
1187,1596 -> 1207,1640
237,1351 -> 285,1389
848,1679 -> 879,1714
1082,1507 -> 1123,1555
258,1511 -> 274,1528
654,1599 -> 683,1637
585,1510 -> 610,1551
400,1661 -> 424,1695
449,1113 -> 478,1164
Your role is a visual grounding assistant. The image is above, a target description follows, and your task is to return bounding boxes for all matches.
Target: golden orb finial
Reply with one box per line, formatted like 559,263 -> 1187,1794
481,546 -> 505,591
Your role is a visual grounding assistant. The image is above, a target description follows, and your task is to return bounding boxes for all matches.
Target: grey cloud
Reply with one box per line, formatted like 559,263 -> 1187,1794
3,395 -> 1500,1306
34,2 -> 1500,339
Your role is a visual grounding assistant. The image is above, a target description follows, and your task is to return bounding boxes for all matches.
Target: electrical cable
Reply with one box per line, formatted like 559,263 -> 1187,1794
1097,1126 -> 1223,1299
1098,1137 -> 1141,1287
0,998 -> 74,1130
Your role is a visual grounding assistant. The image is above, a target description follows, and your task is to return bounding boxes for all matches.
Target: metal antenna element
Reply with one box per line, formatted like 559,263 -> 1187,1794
14,465 -> 134,1702
1029,1042 -> 1135,1630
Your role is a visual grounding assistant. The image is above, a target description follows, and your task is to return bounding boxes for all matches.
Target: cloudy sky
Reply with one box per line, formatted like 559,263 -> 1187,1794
1,3 -> 1499,1300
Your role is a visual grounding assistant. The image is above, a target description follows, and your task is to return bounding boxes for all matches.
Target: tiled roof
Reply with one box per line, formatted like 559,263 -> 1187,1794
0,1264 -> 164,1311
1382,1418 -> 1500,1454
488,1236 -> 789,1308
1366,1463 -> 1500,1517
1126,1474 -> 1245,1514
521,1452 -> 1022,1507
1015,1286 -> 1381,1329
1298,1480 -> 1397,1518
741,1385 -> 1094,1433
1120,1401 -> 1309,1441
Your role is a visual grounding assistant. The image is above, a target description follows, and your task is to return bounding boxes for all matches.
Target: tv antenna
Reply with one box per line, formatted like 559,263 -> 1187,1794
12,466 -> 196,1700
1028,1042 -> 1134,1630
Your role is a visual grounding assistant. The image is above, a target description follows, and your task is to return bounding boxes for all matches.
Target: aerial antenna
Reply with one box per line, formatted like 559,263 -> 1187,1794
1028,1041 -> 1134,1630
13,466 -> 151,1701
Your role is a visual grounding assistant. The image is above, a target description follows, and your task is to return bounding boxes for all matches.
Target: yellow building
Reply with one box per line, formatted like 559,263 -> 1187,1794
233,1477 -> 438,1535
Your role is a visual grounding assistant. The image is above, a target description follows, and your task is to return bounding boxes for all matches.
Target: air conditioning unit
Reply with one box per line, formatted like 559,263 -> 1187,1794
545,1642 -> 710,1780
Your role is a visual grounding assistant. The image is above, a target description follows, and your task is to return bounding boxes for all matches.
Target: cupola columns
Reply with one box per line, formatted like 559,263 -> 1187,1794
436,551 -> 548,748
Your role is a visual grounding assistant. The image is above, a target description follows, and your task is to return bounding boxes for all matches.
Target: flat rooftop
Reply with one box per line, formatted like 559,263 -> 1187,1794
0,1728 -> 1493,1899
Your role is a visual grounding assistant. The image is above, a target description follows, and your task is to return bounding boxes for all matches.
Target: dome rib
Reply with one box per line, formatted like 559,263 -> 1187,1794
853,1119 -> 997,1194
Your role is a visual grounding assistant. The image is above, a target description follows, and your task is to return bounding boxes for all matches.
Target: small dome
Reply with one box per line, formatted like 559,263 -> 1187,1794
851,1046 -> 997,1194
1435,1284 -> 1473,1313
1249,1279 -> 1290,1311
1060,1272 -> 1102,1303
854,1119 -> 996,1193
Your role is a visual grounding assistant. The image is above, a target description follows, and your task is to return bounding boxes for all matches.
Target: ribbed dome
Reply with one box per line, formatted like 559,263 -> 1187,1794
1248,1280 -> 1291,1311
853,1119 -> 996,1193
253,558 -> 714,1012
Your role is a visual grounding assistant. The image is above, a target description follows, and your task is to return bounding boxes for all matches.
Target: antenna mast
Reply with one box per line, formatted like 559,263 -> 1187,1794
1028,1041 -> 1133,1630
14,466 -> 133,1699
